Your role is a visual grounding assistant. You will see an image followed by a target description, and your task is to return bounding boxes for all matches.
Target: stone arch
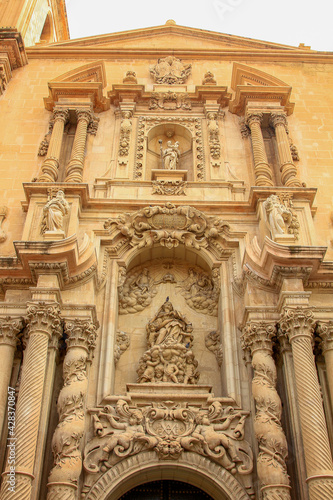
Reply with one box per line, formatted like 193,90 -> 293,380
84,451 -> 251,500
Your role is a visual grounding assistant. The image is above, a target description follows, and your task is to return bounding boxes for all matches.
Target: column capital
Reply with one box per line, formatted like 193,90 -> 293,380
241,321 -> 276,355
64,318 -> 99,353
26,301 -> 62,340
0,316 -> 23,348
270,112 -> 288,129
75,108 -> 92,123
53,108 -> 69,123
279,307 -> 315,342
246,111 -> 263,127
317,321 -> 333,354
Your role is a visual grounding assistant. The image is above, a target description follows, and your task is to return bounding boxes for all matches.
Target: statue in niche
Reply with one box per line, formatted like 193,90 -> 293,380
263,194 -> 293,239
160,140 -> 180,170
41,190 -> 69,234
137,300 -> 199,384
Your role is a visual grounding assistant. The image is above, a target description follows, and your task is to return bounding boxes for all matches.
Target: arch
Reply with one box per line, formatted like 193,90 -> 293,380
84,451 -> 251,500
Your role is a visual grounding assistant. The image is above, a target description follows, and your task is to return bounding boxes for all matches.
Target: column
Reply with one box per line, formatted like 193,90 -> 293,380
280,307 -> 333,499
65,109 -> 92,183
270,113 -> 301,187
241,321 -> 291,499
0,317 -> 23,440
0,302 -> 61,500
47,318 -> 98,500
317,321 -> 333,410
38,109 -> 69,182
246,111 -> 274,186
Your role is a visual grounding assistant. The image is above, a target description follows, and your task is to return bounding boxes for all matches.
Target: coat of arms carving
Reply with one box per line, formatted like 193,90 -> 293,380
150,56 -> 192,85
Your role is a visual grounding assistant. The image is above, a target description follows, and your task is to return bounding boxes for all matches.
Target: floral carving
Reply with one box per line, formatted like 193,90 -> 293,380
150,56 -> 191,84
118,111 -> 132,161
114,330 -> 130,364
104,203 -> 230,251
205,331 -> 223,366
149,91 -> 191,110
137,300 -> 199,384
0,316 -> 24,347
152,179 -> 187,196
26,301 -> 62,340
83,400 -> 252,476
207,112 -> 221,159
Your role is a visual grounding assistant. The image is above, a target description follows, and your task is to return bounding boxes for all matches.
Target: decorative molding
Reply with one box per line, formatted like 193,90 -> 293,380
149,91 -> 191,110
152,179 -> 187,195
0,28 -> 28,70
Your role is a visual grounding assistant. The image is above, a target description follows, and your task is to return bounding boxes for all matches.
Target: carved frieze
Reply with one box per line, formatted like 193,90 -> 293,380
84,399 -> 252,475
150,56 -> 191,85
104,203 -> 230,251
152,179 -> 187,196
149,91 -> 191,110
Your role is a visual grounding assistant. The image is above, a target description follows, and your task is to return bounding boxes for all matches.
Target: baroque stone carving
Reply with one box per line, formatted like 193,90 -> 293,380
149,91 -> 191,110
41,190 -> 69,235
207,112 -> 221,159
152,179 -> 187,196
123,70 -> 137,84
118,267 -> 158,314
178,267 -> 220,316
241,322 -> 291,498
150,56 -> 191,84
205,331 -> 223,366
114,330 -> 130,364
0,205 -> 8,242
104,203 -> 230,251
137,300 -> 199,384
263,194 -> 293,239
118,110 -> 132,162
276,192 -> 300,239
202,71 -> 216,85
0,316 -> 24,347
83,399 -> 252,476
160,140 -> 180,169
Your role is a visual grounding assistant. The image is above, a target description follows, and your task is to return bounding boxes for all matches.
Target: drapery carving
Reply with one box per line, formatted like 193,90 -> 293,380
83,400 -> 252,476
41,190 -> 69,235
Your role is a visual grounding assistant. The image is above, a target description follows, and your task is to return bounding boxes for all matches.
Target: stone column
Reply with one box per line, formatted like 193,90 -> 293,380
0,317 -> 23,439
65,109 -> 92,183
38,109 -> 69,182
280,307 -> 333,499
47,318 -> 98,500
246,111 -> 274,186
270,113 -> 301,187
317,321 -> 333,410
241,321 -> 291,499
0,302 -> 61,500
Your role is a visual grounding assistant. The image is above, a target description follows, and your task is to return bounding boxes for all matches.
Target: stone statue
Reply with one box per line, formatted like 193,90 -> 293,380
160,140 -> 180,170
137,300 -> 199,384
41,190 -> 69,234
263,194 -> 293,239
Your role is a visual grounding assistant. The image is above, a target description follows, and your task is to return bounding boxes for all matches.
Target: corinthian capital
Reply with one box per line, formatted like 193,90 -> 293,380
64,318 -> 99,352
241,321 -> 276,355
245,111 -> 263,127
53,108 -> 70,123
270,112 -> 288,129
26,301 -> 62,340
317,321 -> 333,354
279,307 -> 315,342
75,108 -> 92,123
0,316 -> 24,347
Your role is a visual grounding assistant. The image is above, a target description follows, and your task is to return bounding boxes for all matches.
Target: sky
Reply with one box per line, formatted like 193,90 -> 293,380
65,0 -> 333,52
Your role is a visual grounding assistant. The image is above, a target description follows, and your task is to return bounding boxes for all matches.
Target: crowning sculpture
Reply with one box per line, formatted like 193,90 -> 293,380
150,56 -> 191,85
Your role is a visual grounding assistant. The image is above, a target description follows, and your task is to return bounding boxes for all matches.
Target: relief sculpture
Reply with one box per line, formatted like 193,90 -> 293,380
137,300 -> 199,384
179,267 -> 220,316
150,56 -> 191,84
118,267 -> 158,314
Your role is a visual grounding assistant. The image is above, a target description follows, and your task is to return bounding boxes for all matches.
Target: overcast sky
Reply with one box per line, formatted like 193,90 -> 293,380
65,0 -> 332,52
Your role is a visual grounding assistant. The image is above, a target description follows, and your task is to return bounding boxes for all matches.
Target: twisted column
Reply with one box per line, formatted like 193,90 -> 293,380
270,113 -> 301,187
38,109 -> 69,182
65,109 -> 92,183
317,321 -> 333,411
0,317 -> 23,439
0,302 -> 61,500
241,322 -> 291,499
47,318 -> 98,500
246,112 -> 274,186
280,307 -> 333,499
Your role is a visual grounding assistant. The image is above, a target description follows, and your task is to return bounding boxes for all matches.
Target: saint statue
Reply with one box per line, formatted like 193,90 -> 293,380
263,194 -> 292,239
41,190 -> 69,234
160,140 -> 180,170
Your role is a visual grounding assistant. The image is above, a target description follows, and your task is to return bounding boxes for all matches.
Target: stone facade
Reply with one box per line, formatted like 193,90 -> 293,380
0,5 -> 333,500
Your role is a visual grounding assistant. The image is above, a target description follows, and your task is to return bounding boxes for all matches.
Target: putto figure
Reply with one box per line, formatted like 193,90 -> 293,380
41,190 -> 69,234
160,140 -> 180,170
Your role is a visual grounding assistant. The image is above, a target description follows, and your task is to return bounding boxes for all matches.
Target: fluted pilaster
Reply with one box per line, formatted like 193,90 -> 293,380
270,113 -> 301,187
47,318 -> 98,500
246,112 -> 274,186
38,109 -> 69,182
280,307 -> 333,499
65,109 -> 91,183
241,321 -> 291,500
0,302 -> 61,500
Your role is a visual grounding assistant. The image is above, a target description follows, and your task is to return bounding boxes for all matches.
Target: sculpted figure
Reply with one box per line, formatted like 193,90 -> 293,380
150,56 -> 191,84
147,300 -> 193,348
263,194 -> 293,239
41,190 -> 69,234
160,140 -> 180,170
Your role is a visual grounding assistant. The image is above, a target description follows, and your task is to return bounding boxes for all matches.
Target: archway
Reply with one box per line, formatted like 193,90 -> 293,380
119,479 -> 214,499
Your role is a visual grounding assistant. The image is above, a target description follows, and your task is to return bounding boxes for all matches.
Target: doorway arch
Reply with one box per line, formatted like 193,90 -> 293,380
84,451 -> 251,500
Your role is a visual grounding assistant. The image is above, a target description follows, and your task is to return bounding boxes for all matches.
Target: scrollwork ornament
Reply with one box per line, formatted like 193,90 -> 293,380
0,316 -> 24,347
26,301 -> 62,340
64,318 -> 99,353
316,321 -> 333,354
279,307 -> 315,342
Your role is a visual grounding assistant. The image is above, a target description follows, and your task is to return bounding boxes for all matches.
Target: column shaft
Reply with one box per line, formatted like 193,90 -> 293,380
246,112 -> 274,186
38,109 -> 69,182
317,322 -> 333,421
65,109 -> 91,183
280,308 -> 333,499
270,113 -> 301,187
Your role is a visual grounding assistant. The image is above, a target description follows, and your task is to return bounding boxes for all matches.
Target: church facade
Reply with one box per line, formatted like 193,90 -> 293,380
0,1 -> 333,499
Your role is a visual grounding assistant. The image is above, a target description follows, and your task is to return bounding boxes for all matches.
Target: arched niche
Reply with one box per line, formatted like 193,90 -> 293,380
146,123 -> 193,180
